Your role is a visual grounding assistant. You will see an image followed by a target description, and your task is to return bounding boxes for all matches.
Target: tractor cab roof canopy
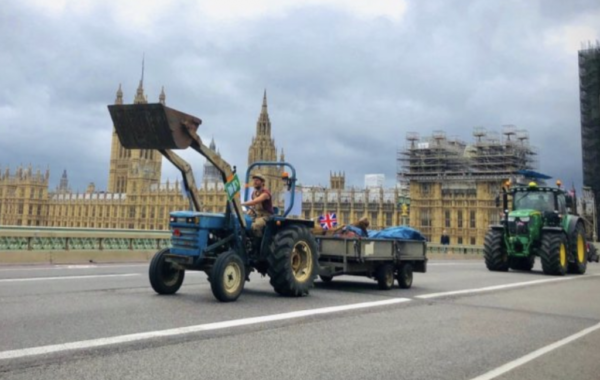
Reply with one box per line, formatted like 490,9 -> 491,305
510,184 -> 565,195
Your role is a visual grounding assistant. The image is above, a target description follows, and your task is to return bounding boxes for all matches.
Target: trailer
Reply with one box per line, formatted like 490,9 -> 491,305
316,236 -> 427,289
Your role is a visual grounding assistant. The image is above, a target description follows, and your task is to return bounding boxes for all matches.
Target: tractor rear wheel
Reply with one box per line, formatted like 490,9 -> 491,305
397,263 -> 413,289
149,249 -> 185,295
540,233 -> 568,276
210,251 -> 246,302
484,229 -> 509,272
376,264 -> 395,290
568,223 -> 587,275
268,225 -> 318,297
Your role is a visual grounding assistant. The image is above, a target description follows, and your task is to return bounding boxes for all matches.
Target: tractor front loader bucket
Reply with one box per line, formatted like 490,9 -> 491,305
108,103 -> 201,150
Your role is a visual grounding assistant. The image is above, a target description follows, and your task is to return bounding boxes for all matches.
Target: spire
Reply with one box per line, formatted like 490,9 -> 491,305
134,55 -> 147,104
159,86 -> 166,105
255,89 -> 271,137
280,148 -> 285,162
115,83 -> 123,105
262,89 -> 268,113
59,169 -> 69,192
209,136 -> 216,151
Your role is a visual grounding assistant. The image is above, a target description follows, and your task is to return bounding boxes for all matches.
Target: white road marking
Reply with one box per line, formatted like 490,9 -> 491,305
0,273 -> 140,283
416,274 -> 599,299
0,264 -> 148,272
427,262 -> 482,266
470,321 -> 600,380
0,298 -> 411,361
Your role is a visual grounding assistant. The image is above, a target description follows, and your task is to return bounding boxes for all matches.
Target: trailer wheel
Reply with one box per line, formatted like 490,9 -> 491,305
397,263 -> 413,289
268,225 -> 318,297
376,264 -> 395,290
210,251 -> 246,302
149,249 -> 185,295
319,275 -> 334,284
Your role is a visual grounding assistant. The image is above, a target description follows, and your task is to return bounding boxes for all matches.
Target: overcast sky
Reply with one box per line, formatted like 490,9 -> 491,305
1,0 -> 599,191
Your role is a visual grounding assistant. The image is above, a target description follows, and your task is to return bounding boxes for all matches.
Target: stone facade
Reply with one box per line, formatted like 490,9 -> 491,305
0,84 -> 408,231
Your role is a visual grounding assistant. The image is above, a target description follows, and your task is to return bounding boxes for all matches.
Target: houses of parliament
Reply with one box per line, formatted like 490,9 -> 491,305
0,80 -> 408,231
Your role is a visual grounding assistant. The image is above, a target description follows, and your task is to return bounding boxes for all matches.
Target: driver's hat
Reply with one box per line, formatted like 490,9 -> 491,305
252,173 -> 266,182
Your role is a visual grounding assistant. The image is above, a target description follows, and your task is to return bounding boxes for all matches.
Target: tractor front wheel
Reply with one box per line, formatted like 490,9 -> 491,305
484,229 -> 509,272
540,233 -> 569,276
568,223 -> 587,275
210,251 -> 246,302
149,249 -> 185,295
268,225 -> 318,297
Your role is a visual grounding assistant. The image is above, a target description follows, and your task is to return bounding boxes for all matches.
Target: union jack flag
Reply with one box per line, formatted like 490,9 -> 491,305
319,213 -> 338,230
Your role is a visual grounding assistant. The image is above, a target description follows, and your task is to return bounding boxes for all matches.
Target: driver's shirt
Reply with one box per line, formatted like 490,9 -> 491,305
252,188 -> 274,217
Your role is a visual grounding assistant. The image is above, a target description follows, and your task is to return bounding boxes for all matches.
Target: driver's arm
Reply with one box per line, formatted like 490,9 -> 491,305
242,193 -> 270,207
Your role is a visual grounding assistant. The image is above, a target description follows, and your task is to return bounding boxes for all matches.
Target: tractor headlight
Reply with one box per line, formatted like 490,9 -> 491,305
508,216 -> 516,222
169,216 -> 176,223
185,217 -> 199,224
519,217 -> 530,222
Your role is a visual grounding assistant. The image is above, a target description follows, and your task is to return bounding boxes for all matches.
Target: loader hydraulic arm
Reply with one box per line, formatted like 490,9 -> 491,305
159,149 -> 202,212
107,103 -> 247,229
181,120 -> 247,229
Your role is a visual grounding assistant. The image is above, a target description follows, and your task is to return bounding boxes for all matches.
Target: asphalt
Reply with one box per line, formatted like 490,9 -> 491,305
0,260 -> 599,380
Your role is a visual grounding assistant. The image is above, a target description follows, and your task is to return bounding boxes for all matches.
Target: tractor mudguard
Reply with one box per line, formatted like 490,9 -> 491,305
564,216 -> 582,236
490,224 -> 504,231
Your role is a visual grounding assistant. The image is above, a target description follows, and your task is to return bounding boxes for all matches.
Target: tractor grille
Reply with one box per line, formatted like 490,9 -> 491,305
508,220 -> 529,235
171,227 -> 199,251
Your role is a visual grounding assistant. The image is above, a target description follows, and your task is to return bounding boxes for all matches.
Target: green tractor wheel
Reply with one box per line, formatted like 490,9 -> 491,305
268,225 -> 318,297
540,233 -> 569,276
149,249 -> 185,295
484,229 -> 509,272
568,223 -> 587,275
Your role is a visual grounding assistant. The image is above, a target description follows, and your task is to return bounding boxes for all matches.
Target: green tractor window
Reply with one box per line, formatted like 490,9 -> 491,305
513,191 -> 554,212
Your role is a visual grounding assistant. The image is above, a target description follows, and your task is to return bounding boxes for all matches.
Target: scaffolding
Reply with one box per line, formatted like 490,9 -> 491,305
579,41 -> 600,240
398,126 -> 537,182
398,131 -> 469,181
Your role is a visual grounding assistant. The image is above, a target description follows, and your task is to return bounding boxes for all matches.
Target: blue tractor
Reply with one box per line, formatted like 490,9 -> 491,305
108,103 -> 318,302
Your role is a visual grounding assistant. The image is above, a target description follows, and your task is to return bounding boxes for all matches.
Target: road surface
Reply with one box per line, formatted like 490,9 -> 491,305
0,260 -> 599,380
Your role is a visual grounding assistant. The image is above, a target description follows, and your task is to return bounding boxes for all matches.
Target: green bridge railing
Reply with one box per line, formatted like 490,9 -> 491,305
0,226 -> 484,255
0,226 -> 171,251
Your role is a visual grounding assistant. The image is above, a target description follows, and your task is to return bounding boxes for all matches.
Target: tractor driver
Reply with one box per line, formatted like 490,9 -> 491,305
241,173 -> 274,238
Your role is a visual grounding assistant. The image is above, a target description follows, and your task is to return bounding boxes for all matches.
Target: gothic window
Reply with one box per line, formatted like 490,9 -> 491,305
420,209 -> 432,227
444,210 -> 451,228
385,212 -> 393,227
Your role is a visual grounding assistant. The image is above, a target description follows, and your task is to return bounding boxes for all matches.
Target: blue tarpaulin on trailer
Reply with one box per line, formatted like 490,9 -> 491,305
369,226 -> 426,241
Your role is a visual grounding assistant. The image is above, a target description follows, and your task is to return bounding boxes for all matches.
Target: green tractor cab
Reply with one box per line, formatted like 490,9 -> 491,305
485,181 -> 588,275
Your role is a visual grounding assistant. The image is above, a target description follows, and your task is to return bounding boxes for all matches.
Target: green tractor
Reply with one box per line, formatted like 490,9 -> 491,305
484,181 -> 587,276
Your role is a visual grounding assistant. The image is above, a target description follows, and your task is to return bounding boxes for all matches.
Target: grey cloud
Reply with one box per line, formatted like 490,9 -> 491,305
0,0 -> 598,191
